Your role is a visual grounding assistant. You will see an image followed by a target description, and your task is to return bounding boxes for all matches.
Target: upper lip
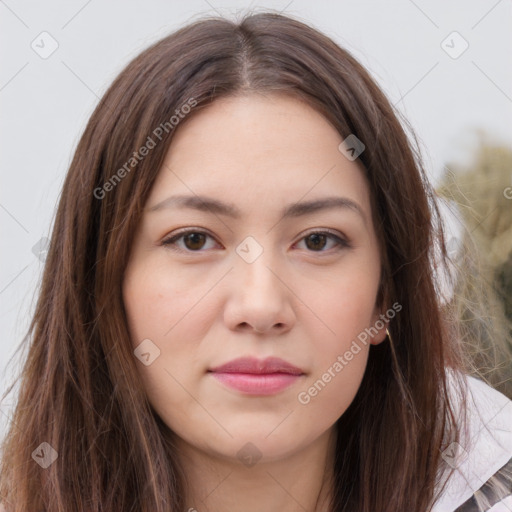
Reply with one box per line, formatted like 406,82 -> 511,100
209,357 -> 304,375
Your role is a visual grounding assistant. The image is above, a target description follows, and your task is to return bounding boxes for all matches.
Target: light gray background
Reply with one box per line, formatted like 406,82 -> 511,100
1,0 -> 511,441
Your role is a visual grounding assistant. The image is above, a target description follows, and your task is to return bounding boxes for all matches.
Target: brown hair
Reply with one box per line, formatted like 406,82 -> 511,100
0,10 -> 483,511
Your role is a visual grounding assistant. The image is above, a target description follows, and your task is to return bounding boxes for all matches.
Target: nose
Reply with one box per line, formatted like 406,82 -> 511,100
223,253 -> 296,335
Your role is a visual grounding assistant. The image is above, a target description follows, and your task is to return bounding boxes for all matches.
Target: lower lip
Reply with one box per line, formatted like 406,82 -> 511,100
210,372 -> 302,395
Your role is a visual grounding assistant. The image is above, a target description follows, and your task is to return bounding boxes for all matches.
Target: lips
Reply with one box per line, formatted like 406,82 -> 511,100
208,357 -> 304,395
209,356 -> 303,375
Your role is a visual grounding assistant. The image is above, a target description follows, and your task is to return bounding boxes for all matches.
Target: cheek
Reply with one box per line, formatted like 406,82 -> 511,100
296,346 -> 369,427
293,260 -> 379,415
122,259 -> 222,402
302,261 -> 381,351
122,266 -> 216,433
123,259 -> 215,347
295,276 -> 374,424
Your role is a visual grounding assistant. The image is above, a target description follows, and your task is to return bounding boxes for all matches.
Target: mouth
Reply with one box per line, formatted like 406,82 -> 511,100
208,356 -> 305,396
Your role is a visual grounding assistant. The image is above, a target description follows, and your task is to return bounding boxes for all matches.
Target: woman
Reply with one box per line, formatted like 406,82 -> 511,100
1,11 -> 511,512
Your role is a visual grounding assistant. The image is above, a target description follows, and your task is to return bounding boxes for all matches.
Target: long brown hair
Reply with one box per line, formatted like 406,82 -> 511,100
0,11 -> 479,511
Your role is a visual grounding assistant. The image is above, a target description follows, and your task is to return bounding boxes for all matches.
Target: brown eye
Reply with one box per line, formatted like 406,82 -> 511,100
295,231 -> 350,253
162,230 -> 218,252
305,233 -> 328,251
183,232 -> 207,250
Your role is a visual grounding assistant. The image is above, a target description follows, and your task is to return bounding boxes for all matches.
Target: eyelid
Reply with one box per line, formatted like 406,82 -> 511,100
161,227 -> 222,252
296,227 -> 347,241
293,228 -> 351,251
161,227 -> 351,253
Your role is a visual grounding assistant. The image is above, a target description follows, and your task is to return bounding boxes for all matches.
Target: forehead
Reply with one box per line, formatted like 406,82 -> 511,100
147,93 -> 372,222
168,92 -> 341,163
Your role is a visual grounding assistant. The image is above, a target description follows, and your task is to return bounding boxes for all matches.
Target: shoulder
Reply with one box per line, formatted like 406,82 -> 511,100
432,372 -> 512,512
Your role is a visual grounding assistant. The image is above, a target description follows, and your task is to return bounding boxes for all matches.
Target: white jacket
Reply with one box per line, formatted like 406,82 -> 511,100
433,374 -> 512,512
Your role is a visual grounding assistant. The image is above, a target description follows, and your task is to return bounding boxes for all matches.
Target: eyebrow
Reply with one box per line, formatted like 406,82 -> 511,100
147,194 -> 367,225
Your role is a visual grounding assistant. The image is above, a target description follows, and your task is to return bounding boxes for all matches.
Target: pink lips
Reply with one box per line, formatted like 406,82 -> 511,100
208,356 -> 304,395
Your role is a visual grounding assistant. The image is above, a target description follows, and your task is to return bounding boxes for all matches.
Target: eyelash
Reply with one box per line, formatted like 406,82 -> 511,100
161,228 -> 351,254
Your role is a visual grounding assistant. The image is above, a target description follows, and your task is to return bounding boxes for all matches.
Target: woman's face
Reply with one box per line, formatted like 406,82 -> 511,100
122,93 -> 387,464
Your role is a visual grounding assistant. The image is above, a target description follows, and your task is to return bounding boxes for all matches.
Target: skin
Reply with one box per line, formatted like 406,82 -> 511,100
122,92 -> 388,512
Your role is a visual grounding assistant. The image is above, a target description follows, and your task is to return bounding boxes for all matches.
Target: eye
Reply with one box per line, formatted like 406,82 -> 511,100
161,229 -> 220,252
294,230 -> 350,252
161,228 -> 350,254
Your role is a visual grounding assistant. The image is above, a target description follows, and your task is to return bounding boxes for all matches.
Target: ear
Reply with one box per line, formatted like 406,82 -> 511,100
369,303 -> 389,346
